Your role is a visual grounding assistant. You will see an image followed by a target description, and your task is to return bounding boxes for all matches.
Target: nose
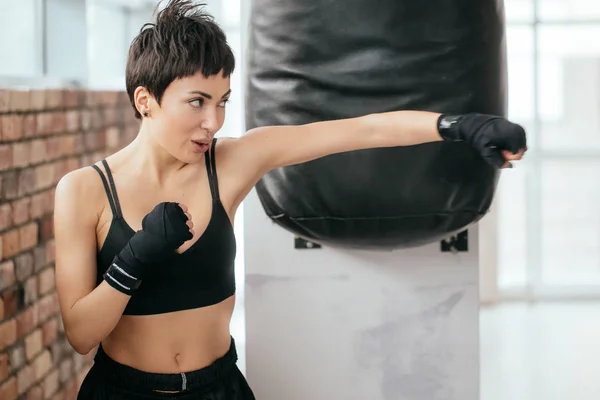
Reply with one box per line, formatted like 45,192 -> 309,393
200,107 -> 219,132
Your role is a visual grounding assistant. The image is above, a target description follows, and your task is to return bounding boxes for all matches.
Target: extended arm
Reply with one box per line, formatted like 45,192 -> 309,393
236,110 -> 526,180
241,110 -> 443,175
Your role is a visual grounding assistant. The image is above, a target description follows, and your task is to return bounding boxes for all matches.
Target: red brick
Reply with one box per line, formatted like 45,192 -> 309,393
44,369 -> 60,398
46,240 -> 56,264
1,116 -> 23,141
1,229 -> 20,259
106,127 -> 120,148
23,115 -> 37,138
18,168 -> 36,197
105,108 -> 117,125
64,90 -> 80,108
17,364 -> 35,395
25,329 -> 43,360
33,349 -> 52,380
51,390 -> 65,400
61,134 -> 78,156
29,193 -> 47,219
20,223 -> 38,252
9,344 -> 25,372
45,90 -> 64,109
42,317 -> 58,347
0,204 -> 12,231
0,352 -> 9,380
3,288 -> 18,316
12,141 -> 31,168
36,113 -> 52,136
46,137 -> 61,160
0,90 -> 9,112
17,304 -> 39,337
0,376 -> 17,400
30,90 -> 46,111
59,358 -> 72,384
10,90 -> 30,112
30,139 -> 46,165
33,246 -> 46,272
37,295 -> 58,322
65,111 -> 79,132
38,268 -> 55,296
40,217 -> 53,242
101,91 -> 119,106
0,144 -> 12,171
0,319 -> 17,350
26,385 -> 43,400
14,252 -> 34,282
24,277 -> 38,306
80,111 -> 92,130
12,197 -> 30,225
66,379 -> 78,399
35,164 -> 55,190
49,113 -> 66,135
0,260 -> 15,291
66,157 -> 80,173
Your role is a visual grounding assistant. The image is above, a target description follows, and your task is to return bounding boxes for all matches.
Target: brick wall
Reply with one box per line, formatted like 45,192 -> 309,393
0,88 -> 138,400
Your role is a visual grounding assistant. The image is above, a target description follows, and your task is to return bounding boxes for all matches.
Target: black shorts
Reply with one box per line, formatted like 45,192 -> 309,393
77,337 -> 255,400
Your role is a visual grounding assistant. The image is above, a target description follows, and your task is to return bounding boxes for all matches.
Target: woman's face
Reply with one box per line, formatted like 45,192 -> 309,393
141,70 -> 231,163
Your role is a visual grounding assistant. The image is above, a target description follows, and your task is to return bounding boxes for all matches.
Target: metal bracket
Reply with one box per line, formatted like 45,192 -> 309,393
294,237 -> 322,250
441,230 -> 469,253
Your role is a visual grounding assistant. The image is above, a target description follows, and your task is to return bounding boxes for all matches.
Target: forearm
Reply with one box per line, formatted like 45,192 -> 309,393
362,110 -> 443,148
64,281 -> 131,354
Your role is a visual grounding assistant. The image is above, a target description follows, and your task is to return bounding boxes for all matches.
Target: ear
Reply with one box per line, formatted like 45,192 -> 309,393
134,86 -> 153,116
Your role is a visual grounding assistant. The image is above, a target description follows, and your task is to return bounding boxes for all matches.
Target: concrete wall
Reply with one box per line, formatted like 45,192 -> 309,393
243,189 -> 480,400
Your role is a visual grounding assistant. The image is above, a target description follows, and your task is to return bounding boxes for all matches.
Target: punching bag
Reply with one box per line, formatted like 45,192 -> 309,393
245,0 -> 507,249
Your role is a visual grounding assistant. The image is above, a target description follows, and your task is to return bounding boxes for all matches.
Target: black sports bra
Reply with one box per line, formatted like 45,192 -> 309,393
91,139 -> 237,316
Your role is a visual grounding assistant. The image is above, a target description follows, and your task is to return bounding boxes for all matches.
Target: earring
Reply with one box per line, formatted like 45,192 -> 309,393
143,111 -> 149,117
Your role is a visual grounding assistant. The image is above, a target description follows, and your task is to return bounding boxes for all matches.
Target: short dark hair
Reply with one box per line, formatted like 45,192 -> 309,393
126,0 -> 235,119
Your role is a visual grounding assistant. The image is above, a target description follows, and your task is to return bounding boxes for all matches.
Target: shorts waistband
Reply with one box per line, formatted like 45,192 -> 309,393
93,337 -> 238,394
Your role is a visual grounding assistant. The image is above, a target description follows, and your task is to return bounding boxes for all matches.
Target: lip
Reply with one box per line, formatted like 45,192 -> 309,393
191,140 -> 210,153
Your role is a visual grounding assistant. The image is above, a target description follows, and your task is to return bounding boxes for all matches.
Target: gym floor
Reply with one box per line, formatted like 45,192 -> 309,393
481,302 -> 600,400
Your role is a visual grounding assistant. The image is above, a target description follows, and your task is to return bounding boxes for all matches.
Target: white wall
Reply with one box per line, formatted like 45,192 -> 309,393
243,189 -> 480,400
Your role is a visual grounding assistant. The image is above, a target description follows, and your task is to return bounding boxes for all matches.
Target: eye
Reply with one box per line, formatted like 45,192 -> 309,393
188,98 -> 204,108
219,98 -> 230,108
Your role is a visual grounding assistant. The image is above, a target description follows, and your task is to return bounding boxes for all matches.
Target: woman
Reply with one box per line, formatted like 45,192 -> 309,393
54,0 -> 526,399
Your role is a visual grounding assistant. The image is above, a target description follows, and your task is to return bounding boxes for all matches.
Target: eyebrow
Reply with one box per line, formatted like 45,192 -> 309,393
188,89 -> 232,100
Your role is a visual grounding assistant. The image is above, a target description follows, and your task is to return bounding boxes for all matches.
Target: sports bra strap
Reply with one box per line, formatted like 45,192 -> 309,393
204,138 -> 220,203
91,160 -> 123,219
101,160 -> 123,219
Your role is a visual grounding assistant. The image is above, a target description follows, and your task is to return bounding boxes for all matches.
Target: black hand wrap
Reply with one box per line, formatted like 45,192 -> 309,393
437,113 -> 527,168
103,202 -> 193,295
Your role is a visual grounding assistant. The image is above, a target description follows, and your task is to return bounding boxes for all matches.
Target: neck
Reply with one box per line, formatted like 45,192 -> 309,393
124,123 -> 190,186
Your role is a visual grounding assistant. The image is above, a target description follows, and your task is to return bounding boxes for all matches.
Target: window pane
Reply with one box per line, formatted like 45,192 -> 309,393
505,0 -> 534,23
539,0 -> 600,21
538,25 -> 600,152
46,0 -> 88,82
497,25 -> 535,288
497,166 -> 529,288
0,0 -> 41,78
541,160 -> 600,285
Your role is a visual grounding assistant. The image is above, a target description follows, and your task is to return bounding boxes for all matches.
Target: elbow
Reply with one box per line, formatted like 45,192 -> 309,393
65,328 -> 99,355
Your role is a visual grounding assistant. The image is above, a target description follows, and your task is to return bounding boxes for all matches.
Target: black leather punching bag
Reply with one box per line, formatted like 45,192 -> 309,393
245,0 -> 507,249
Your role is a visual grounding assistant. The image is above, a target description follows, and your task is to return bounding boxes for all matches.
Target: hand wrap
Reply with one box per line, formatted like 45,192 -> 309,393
437,113 -> 527,168
104,202 -> 193,295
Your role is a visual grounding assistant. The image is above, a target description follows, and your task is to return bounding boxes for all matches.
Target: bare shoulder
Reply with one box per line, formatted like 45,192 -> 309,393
54,164 -> 106,224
